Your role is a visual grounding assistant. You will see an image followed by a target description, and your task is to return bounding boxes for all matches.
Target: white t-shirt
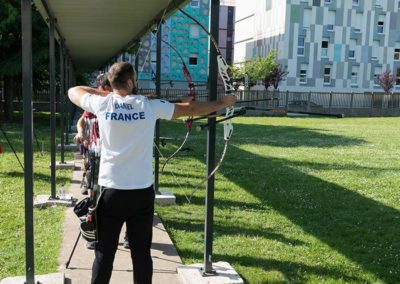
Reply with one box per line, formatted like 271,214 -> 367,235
81,92 -> 175,189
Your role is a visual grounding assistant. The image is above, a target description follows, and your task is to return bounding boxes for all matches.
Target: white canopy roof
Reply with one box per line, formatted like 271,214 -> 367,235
34,0 -> 190,71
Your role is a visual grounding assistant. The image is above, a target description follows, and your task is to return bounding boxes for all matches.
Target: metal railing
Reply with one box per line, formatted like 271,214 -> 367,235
6,89 -> 400,117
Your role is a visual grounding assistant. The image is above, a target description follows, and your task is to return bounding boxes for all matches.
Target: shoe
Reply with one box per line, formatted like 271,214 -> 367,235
81,185 -> 88,195
86,241 -> 96,250
123,238 -> 129,249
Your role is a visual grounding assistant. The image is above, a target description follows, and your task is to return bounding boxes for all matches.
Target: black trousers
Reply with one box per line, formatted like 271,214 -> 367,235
91,186 -> 155,284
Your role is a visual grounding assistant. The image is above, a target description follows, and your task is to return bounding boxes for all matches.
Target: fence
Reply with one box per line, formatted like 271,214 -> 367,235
234,90 -> 400,117
4,89 -> 400,117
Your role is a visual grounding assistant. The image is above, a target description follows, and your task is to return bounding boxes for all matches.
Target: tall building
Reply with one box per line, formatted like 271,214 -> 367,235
135,0 -> 210,89
234,0 -> 400,92
219,0 -> 236,65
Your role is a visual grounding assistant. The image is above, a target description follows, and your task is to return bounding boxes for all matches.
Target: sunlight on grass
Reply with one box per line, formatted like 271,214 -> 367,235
1,115 -> 400,283
156,117 -> 400,283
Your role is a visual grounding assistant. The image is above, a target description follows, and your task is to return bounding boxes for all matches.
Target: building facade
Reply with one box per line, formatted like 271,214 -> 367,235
219,0 -> 236,65
130,0 -> 210,89
234,0 -> 400,92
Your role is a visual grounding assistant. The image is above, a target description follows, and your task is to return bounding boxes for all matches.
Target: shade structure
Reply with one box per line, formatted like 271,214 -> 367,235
33,0 -> 191,71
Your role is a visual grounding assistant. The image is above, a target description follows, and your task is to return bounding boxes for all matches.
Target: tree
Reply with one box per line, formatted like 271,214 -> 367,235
0,0 -> 49,120
377,70 -> 396,94
230,50 -> 280,90
264,64 -> 288,90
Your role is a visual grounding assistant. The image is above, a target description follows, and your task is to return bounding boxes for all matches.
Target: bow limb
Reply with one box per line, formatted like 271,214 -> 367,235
174,1 -> 237,201
159,37 -> 197,172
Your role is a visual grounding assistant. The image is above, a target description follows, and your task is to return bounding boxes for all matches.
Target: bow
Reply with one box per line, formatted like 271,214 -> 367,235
158,37 -> 197,172
174,2 -> 236,202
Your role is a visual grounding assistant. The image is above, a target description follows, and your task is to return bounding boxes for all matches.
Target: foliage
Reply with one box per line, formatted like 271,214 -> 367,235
377,70 -> 396,94
157,117 -> 400,284
241,51 -> 278,84
264,64 -> 288,90
230,51 -> 287,90
0,0 -> 49,82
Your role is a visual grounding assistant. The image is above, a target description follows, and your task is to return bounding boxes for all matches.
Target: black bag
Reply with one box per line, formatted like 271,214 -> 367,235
73,197 -> 92,217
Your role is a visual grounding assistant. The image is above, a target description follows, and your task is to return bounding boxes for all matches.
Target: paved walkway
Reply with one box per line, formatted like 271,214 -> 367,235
58,155 -> 183,284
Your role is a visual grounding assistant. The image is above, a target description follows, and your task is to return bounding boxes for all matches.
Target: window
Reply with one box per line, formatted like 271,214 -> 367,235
303,9 -> 312,28
191,0 -> 200,8
266,0 -> 272,10
321,40 -> 329,57
298,36 -> 305,56
324,0 -> 331,3
375,0 -> 382,7
398,1 -> 400,9
397,68 -> 400,85
313,0 -> 321,6
352,0 -> 359,5
300,64 -> 308,84
326,24 -> 334,31
190,24 -> 200,38
349,39 -> 356,59
377,21 -> 384,34
372,40 -> 379,60
351,66 -> 359,86
354,12 -> 363,33
374,67 -> 382,85
323,66 -> 331,84
326,10 -> 335,30
150,51 -> 156,64
189,54 -> 198,65
394,48 -> 400,60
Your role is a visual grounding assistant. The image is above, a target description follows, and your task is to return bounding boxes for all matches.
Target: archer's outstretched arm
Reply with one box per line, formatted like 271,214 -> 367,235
68,86 -> 108,108
172,95 -> 235,119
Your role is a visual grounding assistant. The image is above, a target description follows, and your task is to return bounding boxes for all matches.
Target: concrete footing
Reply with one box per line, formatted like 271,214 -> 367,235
34,194 -> 76,209
0,272 -> 64,284
177,262 -> 244,284
155,190 -> 176,206
55,161 -> 75,170
57,143 -> 78,151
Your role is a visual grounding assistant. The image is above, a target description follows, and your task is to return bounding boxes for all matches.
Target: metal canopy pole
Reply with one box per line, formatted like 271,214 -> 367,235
154,25 -> 162,194
65,57 -> 70,144
59,40 -> 65,163
49,17 -> 57,198
21,0 -> 35,282
203,0 -> 220,275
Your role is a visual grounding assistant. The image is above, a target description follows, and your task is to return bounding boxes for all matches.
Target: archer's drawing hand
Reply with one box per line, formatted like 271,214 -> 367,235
221,94 -> 236,108
73,132 -> 84,144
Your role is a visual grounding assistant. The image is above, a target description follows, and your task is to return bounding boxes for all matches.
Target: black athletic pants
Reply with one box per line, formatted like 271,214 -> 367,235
91,186 -> 155,284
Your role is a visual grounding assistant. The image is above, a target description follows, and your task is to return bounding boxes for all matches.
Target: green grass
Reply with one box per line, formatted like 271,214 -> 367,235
1,114 -> 400,283
156,117 -> 400,283
0,113 -> 74,280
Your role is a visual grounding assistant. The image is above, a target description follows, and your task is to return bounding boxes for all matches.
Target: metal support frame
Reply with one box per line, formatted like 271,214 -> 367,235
60,40 -> 65,163
49,17 -> 57,198
154,24 -> 162,194
21,0 -> 35,282
203,0 -> 220,275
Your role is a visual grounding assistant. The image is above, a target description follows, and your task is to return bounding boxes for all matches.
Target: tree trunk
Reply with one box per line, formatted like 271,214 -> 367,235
4,76 -> 15,121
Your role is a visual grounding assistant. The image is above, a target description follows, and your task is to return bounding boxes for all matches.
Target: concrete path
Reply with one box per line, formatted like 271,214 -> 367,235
58,155 -> 183,284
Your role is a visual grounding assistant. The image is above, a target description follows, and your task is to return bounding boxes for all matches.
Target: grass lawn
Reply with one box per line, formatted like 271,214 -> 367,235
1,114 -> 399,283
156,116 -> 400,283
0,113 -> 74,280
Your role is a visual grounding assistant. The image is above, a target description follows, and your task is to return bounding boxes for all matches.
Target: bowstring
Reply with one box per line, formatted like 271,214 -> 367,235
153,142 -> 191,203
